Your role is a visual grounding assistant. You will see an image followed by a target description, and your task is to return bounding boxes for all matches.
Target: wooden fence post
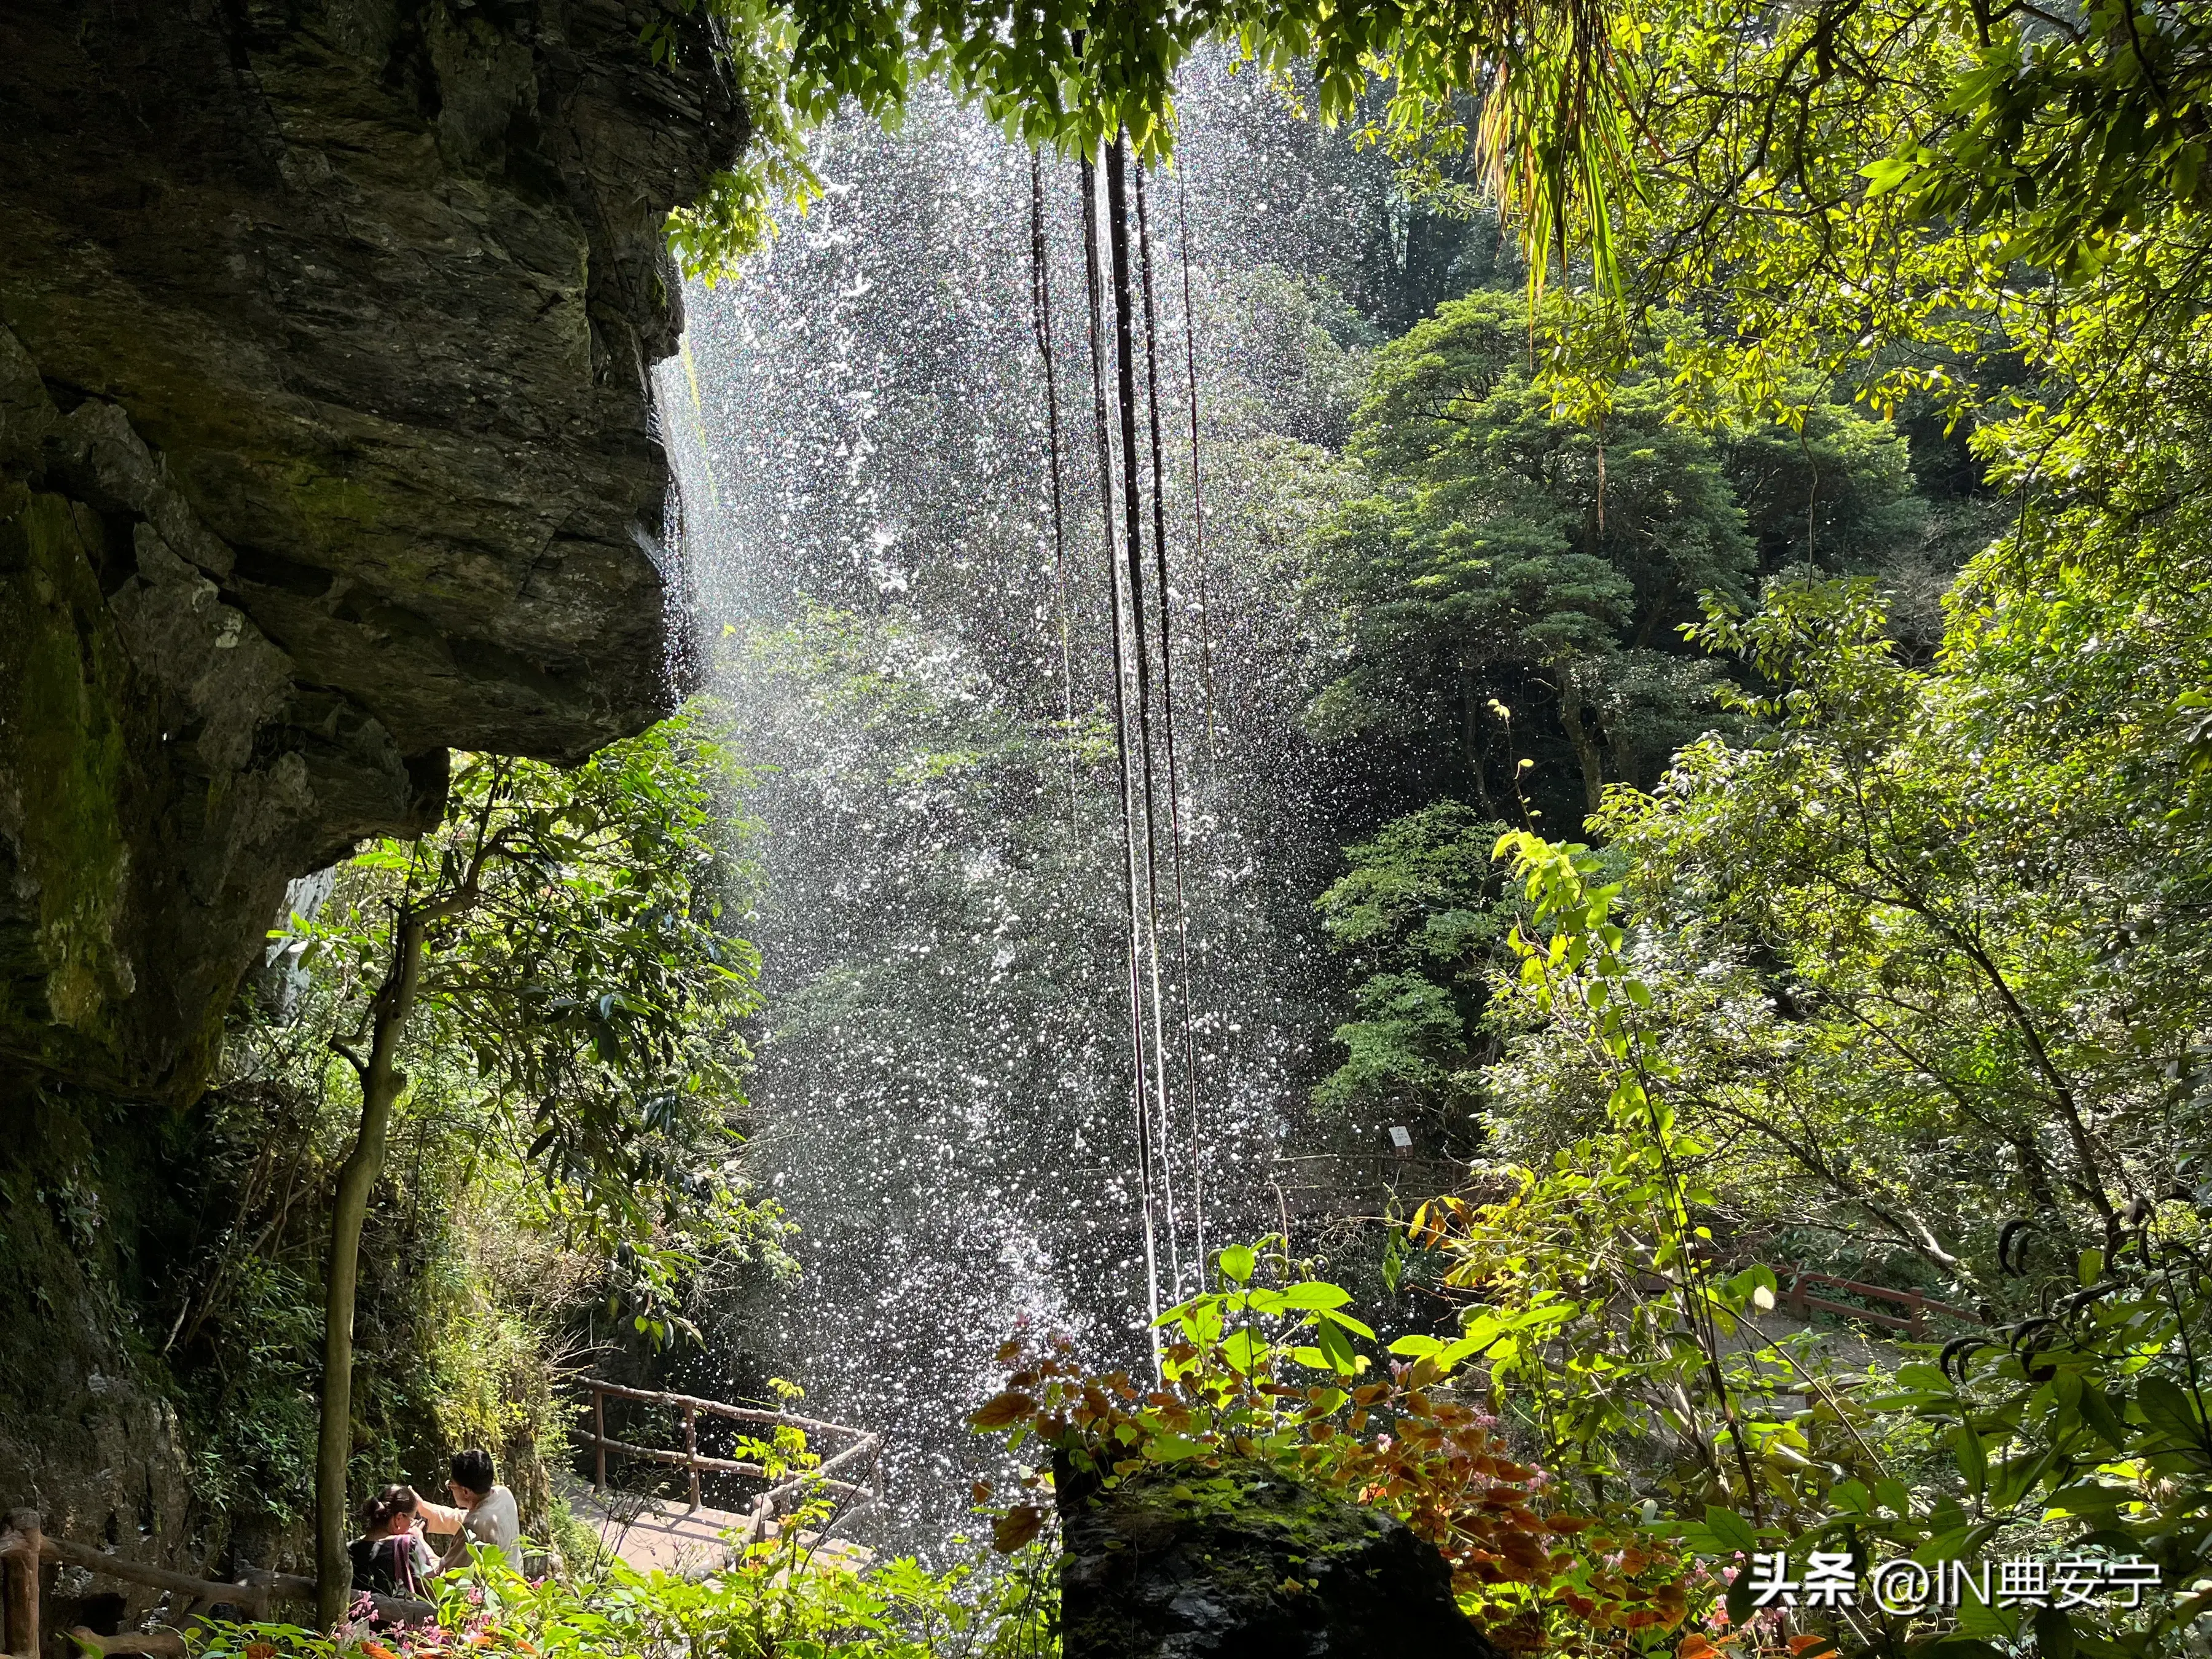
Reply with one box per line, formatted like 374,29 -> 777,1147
5,1509 -> 42,1659
683,1403 -> 700,1512
594,1389 -> 606,1492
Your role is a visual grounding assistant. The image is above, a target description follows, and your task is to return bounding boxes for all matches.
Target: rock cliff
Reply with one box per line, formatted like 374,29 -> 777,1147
0,0 -> 742,1606
0,0 -> 742,1104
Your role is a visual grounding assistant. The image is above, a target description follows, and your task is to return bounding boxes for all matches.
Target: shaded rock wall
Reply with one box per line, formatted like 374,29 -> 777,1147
0,0 -> 742,1102
0,0 -> 743,1607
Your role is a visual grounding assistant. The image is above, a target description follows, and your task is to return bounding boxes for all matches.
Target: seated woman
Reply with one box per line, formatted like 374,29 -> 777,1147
412,1448 -> 522,1571
348,1485 -> 436,1601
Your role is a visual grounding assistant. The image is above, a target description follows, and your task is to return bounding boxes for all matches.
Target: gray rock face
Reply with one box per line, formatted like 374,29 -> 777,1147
0,0 -> 742,1099
1059,1460 -> 1507,1659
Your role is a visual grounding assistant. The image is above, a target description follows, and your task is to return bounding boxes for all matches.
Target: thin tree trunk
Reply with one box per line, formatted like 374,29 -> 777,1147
316,915 -> 428,1628
1557,665 -> 1605,817
1460,662 -> 1493,814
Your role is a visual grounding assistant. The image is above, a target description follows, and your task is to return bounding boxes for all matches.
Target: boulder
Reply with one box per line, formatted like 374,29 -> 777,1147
1058,1459 -> 1507,1659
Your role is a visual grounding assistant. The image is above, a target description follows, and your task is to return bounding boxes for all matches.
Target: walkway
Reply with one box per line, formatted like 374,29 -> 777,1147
570,1379 -> 884,1577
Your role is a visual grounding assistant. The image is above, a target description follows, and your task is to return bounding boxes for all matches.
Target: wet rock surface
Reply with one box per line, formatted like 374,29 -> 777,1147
1058,1459 -> 1507,1659
0,0 -> 742,1100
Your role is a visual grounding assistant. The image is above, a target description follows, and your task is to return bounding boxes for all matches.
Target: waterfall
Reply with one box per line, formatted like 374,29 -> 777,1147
653,59 -> 1429,1555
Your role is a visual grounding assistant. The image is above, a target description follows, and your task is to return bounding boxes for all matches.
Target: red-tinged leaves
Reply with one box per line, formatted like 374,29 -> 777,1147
978,1292 -> 1687,1647
990,1504 -> 1044,1553
969,1480 -> 993,1504
1787,1638 -> 1837,1659
970,1390 -> 1037,1430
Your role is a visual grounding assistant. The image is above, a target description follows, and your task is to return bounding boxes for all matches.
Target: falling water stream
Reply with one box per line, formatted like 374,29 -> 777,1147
651,63 -> 1460,1556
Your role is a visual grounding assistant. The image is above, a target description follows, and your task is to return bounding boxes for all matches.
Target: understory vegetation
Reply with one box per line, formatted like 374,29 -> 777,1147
92,717 -> 794,1568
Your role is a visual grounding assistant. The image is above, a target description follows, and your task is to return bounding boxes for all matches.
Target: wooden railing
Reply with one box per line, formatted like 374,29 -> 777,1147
1780,1269 -> 1983,1340
0,1509 -> 433,1658
578,1379 -> 884,1542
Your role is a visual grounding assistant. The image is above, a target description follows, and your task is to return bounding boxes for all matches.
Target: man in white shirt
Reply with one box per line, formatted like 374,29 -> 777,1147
412,1448 -> 522,1571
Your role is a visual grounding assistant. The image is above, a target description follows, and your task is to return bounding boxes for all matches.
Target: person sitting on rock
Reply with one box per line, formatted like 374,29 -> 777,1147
348,1484 -> 436,1600
413,1448 -> 522,1571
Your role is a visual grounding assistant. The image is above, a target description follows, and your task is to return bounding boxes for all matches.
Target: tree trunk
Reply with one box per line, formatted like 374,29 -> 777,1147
316,916 -> 429,1629
1459,662 -> 1493,814
1556,665 -> 1605,818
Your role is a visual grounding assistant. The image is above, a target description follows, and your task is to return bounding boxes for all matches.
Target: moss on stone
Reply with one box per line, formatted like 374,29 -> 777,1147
0,484 -> 136,1062
1059,1457 -> 1504,1659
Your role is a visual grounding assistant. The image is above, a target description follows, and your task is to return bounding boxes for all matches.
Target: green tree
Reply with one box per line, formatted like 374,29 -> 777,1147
1312,802 -> 1515,1148
1308,292 -> 1757,814
671,0 -> 1628,280
299,716 -> 763,1624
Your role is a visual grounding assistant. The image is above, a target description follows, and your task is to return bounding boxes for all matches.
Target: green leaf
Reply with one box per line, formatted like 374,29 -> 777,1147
1954,1586 -> 2019,1640
1704,1504 -> 1757,1555
1222,1328 -> 1265,1375
1142,1433 -> 1210,1462
1314,1319 -> 1360,1375
1860,156 -> 1920,196
1955,1424 -> 1988,1496
1218,1245 -> 1257,1285
1316,1306 -> 1378,1340
2136,1377 -> 2206,1446
1724,1562 -> 1756,1628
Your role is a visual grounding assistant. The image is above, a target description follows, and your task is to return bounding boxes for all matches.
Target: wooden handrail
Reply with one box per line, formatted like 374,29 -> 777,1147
806,1437 -> 881,1481
238,1567 -> 433,1624
578,1378 -> 887,1533
576,1379 -> 868,1441
72,1628 -> 187,1657
1781,1269 -> 1982,1339
1,1515 -> 433,1650
5,1510 -> 40,1659
578,1433 -> 769,1479
39,1537 -> 265,1612
1784,1270 -> 1981,1323
575,1428 -> 880,1492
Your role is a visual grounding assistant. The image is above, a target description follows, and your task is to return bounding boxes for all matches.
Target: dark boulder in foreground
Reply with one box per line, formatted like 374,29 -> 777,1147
1059,1458 -> 1507,1659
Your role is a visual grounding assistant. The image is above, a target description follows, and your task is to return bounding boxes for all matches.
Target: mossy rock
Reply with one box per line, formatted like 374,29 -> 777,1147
1058,1457 -> 1504,1659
